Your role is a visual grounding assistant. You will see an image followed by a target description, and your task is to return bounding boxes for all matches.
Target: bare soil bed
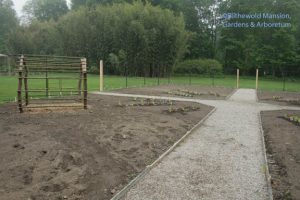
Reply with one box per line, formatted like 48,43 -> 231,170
261,110 -> 300,200
0,94 -> 213,200
112,84 -> 234,100
258,90 -> 300,106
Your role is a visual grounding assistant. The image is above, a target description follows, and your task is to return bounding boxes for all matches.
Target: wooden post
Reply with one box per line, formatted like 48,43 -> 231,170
100,60 -> 103,91
256,68 -> 259,90
81,58 -> 88,109
45,56 -> 49,97
237,69 -> 239,89
17,55 -> 24,113
78,72 -> 82,95
24,57 -> 29,105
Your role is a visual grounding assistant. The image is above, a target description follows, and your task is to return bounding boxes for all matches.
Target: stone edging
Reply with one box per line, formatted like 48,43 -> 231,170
258,112 -> 274,200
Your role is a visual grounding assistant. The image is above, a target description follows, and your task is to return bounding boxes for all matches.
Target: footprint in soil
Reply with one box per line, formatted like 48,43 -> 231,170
40,183 -> 65,192
52,150 -> 83,172
8,165 -> 34,187
13,143 -> 25,150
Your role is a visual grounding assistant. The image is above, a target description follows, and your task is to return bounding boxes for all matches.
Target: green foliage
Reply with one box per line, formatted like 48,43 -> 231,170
219,0 -> 300,76
13,1 -> 188,76
175,59 -> 223,74
2,0 -> 300,78
23,0 -> 68,22
284,114 -> 300,125
0,0 -> 18,53
7,21 -> 62,54
150,0 -> 216,59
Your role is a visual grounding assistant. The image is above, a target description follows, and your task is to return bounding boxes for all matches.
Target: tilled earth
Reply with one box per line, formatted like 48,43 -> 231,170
258,90 -> 300,106
261,110 -> 300,200
0,94 -> 213,200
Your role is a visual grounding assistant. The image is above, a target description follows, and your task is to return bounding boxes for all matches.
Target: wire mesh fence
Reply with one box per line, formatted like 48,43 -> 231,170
99,70 -> 299,92
1,63 -> 299,104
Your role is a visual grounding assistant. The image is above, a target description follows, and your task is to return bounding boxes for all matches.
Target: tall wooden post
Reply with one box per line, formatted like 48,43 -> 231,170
100,60 -> 103,91
24,57 -> 29,105
17,55 -> 24,113
256,68 -> 259,90
81,58 -> 88,109
237,69 -> 240,89
45,56 -> 49,97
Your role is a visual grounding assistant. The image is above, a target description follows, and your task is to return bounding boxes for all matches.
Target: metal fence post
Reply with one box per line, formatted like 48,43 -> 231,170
144,70 -> 146,86
282,72 -> 286,91
157,66 -> 160,86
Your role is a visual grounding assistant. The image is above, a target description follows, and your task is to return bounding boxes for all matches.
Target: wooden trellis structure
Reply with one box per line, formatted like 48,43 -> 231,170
17,54 -> 87,113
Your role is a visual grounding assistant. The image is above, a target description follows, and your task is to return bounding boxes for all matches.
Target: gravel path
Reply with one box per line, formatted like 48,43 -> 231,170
92,89 -> 299,200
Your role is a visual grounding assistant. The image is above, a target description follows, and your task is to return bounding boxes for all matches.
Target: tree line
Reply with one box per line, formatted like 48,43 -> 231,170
0,0 -> 300,77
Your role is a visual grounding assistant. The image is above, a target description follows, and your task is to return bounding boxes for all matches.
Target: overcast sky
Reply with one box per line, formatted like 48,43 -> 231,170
12,0 -> 71,17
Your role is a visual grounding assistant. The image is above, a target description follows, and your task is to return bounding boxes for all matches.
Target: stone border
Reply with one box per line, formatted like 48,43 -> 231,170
225,88 -> 237,100
258,112 -> 274,200
110,107 -> 217,200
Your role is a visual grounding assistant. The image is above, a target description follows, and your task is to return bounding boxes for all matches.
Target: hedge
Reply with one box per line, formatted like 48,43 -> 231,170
174,59 -> 223,74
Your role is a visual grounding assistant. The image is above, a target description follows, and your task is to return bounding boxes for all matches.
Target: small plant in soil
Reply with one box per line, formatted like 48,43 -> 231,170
282,114 -> 300,126
118,100 -> 123,107
168,89 -> 221,98
165,106 -> 200,114
118,98 -> 175,107
209,91 -> 221,97
168,105 -> 173,113
273,96 -> 282,100
140,99 -> 145,106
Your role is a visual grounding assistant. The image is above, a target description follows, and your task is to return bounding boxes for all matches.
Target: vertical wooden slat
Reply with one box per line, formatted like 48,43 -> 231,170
17,55 -> 24,113
45,56 -> 49,97
24,56 -> 29,105
100,60 -> 103,91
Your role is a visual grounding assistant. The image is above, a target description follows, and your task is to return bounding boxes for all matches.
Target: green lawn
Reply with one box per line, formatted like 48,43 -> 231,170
0,74 -> 299,103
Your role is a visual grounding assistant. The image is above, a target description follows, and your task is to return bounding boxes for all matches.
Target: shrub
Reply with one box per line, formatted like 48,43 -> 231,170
174,59 -> 223,75
89,65 -> 99,74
